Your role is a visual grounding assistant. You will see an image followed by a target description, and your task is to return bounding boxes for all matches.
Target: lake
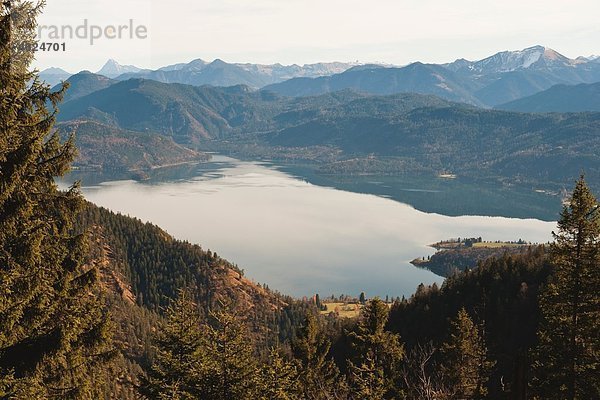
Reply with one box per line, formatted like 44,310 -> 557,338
63,156 -> 556,298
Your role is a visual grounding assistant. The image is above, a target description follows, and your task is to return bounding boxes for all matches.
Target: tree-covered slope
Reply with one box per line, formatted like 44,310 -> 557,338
263,63 -> 483,106
497,82 -> 600,112
57,79 -> 286,144
388,248 -> 552,398
269,105 -> 600,186
75,203 -> 312,398
57,120 -> 208,172
52,71 -> 115,103
79,204 -> 287,313
57,77 -> 600,188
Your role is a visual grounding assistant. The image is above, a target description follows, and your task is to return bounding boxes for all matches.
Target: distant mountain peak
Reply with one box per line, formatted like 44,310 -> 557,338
452,45 -> 577,74
100,59 -> 121,70
97,59 -> 144,78
208,59 -> 230,68
38,67 -> 72,86
40,66 -> 71,74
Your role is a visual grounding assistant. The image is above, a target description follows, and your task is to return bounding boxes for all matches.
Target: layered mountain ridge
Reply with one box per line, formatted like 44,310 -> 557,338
265,46 -> 600,106
40,45 -> 600,106
55,74 -> 600,190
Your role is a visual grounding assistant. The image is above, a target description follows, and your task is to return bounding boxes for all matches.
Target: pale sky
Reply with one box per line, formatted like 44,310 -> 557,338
33,0 -> 600,72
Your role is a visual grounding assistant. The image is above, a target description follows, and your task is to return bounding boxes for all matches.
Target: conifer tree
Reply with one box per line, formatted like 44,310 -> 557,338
0,1 -> 114,398
258,348 -> 300,400
140,296 -> 261,400
439,308 -> 494,399
347,298 -> 404,399
139,291 -> 207,399
202,303 -> 260,400
532,176 -> 600,399
291,313 -> 345,400
349,353 -> 387,399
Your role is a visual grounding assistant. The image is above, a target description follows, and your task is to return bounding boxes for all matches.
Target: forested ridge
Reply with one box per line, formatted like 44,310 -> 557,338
57,72 -> 600,189
1,2 -> 599,399
411,245 -> 538,277
73,203 -> 312,399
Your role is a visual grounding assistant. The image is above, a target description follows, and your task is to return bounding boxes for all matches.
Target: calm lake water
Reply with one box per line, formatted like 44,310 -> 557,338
64,156 -> 556,298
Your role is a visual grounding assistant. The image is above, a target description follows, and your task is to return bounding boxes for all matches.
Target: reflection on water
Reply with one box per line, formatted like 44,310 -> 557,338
275,165 -> 563,222
61,156 -> 556,298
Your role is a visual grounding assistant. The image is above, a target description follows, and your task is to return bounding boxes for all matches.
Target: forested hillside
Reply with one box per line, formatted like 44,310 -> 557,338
56,75 -> 600,189
75,203 -> 312,399
58,120 -> 209,172
389,248 -> 551,398
262,63 -> 483,105
497,82 -> 600,113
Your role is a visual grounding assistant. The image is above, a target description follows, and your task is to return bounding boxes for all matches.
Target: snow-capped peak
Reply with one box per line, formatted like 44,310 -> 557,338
464,45 -> 576,74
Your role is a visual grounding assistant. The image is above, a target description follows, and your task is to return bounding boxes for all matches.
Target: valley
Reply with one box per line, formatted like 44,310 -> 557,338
48,69 -> 600,202
5,2 -> 600,394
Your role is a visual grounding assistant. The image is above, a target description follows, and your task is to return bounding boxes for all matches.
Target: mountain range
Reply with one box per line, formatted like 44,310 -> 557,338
41,58 -> 357,90
40,45 -> 600,107
55,73 -> 600,189
112,58 -> 358,88
262,63 -> 483,105
265,46 -> 600,106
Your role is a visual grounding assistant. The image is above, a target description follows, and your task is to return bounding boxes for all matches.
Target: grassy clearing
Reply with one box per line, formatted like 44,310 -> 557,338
472,242 -> 528,248
320,302 -> 362,318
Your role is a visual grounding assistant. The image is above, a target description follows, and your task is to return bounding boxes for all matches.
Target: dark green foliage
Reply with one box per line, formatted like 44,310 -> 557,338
139,290 -> 206,399
291,313 -> 346,400
57,74 -> 600,190
258,348 -> 300,400
348,355 -> 386,399
439,308 -> 494,399
140,293 -> 261,400
79,204 -> 229,311
141,292 -> 303,400
388,248 -> 551,399
498,82 -> 600,113
202,303 -> 260,400
0,2 -> 113,397
414,245 -> 533,277
347,298 -> 404,399
532,176 -> 600,399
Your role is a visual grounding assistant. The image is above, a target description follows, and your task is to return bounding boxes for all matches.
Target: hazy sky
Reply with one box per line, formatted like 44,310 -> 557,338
34,0 -> 600,72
